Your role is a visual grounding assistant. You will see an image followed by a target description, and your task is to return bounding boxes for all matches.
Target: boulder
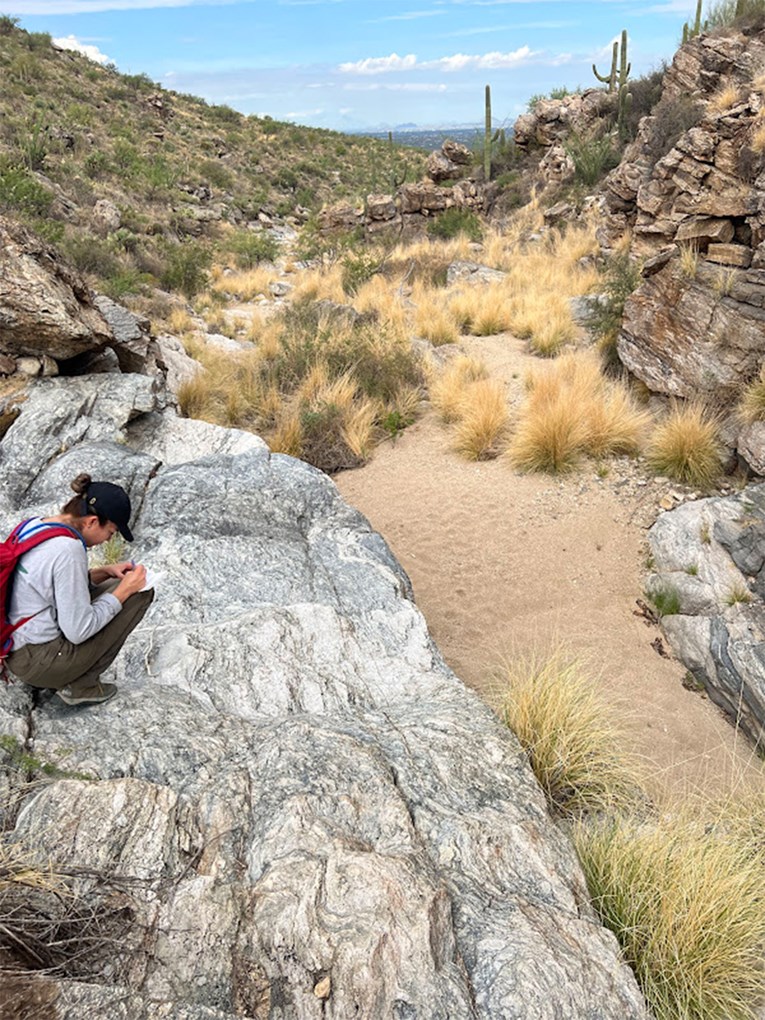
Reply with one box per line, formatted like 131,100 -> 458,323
365,193 -> 397,221
93,198 -> 121,233
0,215 -> 112,361
0,376 -> 647,1019
427,150 -> 461,183
446,261 -> 508,287
707,242 -> 753,267
675,216 -> 735,247
398,181 -> 450,215
442,139 -> 472,165
318,202 -> 362,232
93,295 -> 157,374
648,485 -> 765,744
154,333 -> 202,397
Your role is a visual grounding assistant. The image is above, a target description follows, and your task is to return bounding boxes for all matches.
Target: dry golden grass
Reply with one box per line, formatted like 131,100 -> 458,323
647,402 -> 721,487
452,378 -> 509,460
291,264 -> 345,303
495,650 -> 642,814
739,366 -> 765,423
412,283 -> 460,345
353,274 -> 408,330
751,123 -> 765,154
574,810 -> 765,1020
709,83 -> 741,114
446,285 -> 512,336
679,244 -> 700,278
268,412 -> 302,456
165,307 -> 194,334
508,352 -> 649,472
390,233 -> 472,266
342,397 -> 380,459
429,355 -> 488,423
509,292 -> 575,356
212,266 -> 275,302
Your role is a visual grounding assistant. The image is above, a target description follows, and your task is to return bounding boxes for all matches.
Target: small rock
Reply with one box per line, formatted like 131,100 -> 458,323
314,976 -> 331,999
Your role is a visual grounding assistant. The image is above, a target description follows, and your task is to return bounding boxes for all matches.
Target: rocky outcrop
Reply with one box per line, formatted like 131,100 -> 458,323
0,215 -> 112,362
0,375 -> 647,1018
648,484 -> 765,745
514,90 -> 615,151
597,28 -> 765,469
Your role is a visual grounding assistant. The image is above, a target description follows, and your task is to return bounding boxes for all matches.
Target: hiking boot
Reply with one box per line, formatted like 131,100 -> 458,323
57,683 -> 117,706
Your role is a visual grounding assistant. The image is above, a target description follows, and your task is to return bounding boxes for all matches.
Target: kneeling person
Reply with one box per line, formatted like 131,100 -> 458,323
6,472 -> 154,705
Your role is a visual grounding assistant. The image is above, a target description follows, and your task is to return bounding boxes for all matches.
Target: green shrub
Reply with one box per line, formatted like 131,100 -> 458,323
341,250 -> 381,295
160,242 -> 211,297
102,267 -> 151,299
59,235 -> 119,276
427,207 -> 483,242
0,163 -> 52,216
226,230 -> 279,269
565,131 -> 620,187
0,14 -> 19,34
200,159 -> 235,191
646,583 -> 681,618
707,0 -> 765,26
587,253 -> 642,363
644,94 -> 703,167
299,402 -> 363,473
83,151 -> 110,178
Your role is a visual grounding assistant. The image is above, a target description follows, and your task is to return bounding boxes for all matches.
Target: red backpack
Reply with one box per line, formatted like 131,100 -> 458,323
1,520 -> 84,681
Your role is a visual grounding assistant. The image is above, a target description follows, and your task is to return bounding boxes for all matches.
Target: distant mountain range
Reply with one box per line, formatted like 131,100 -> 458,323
352,127 -> 486,152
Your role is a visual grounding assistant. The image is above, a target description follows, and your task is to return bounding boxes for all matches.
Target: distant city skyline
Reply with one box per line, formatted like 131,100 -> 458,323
7,0 -> 701,131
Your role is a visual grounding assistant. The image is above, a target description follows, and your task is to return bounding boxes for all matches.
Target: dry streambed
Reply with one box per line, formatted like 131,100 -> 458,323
336,332 -> 760,798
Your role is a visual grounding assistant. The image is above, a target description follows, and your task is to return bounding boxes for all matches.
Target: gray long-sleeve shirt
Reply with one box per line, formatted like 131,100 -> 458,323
9,519 -> 121,648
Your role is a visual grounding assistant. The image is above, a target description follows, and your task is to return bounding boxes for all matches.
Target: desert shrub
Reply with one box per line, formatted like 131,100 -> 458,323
59,235 -> 119,277
226,230 -> 279,269
647,403 -> 721,487
496,651 -> 641,815
341,249 -> 382,295
199,158 -> 235,192
625,67 -> 666,139
706,0 -> 765,26
587,253 -> 642,364
209,104 -> 241,125
574,814 -> 765,1020
160,242 -> 211,298
427,207 -> 483,242
644,94 -> 703,167
565,131 -> 620,187
0,162 -> 52,216
0,14 -> 19,34
102,267 -> 151,300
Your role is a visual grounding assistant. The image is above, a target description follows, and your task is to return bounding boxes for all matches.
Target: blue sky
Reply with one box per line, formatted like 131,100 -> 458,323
7,0 -> 699,131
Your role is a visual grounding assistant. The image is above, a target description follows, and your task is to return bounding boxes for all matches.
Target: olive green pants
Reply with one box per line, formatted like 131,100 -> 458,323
8,581 -> 154,697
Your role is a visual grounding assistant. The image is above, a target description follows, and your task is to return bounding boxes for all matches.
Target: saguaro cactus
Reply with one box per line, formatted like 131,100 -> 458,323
593,29 -> 630,95
682,0 -> 704,43
484,84 -> 492,181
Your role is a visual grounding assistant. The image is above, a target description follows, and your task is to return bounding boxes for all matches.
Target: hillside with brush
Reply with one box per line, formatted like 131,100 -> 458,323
0,17 -> 426,303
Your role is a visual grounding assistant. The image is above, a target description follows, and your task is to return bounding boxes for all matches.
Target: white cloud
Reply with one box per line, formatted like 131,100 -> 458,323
339,52 -> 418,74
368,9 -> 445,22
343,82 -> 448,92
339,46 -> 538,75
52,33 -> 111,62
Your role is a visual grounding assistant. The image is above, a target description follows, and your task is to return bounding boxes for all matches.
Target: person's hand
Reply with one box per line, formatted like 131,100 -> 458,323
113,563 -> 147,603
106,561 -> 134,579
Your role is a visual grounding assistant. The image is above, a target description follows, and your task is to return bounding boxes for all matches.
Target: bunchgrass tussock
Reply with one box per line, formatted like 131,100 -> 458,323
738,366 -> 765,423
452,378 -> 509,460
646,582 -> 681,618
573,812 -> 765,1020
647,402 -> 721,488
429,356 -> 488,423
507,352 -> 649,473
495,651 -> 642,815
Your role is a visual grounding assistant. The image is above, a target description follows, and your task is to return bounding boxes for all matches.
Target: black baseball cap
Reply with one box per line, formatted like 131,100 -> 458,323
85,482 -> 134,542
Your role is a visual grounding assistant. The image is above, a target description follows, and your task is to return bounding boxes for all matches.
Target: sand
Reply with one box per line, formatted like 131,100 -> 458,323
335,333 -> 762,798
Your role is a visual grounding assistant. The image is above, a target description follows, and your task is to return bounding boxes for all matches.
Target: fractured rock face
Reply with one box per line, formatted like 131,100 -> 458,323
0,215 -> 112,361
648,485 -> 765,744
618,258 -> 765,399
0,376 -> 647,1019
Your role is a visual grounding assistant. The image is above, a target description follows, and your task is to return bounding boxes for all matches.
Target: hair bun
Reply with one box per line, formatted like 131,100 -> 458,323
70,473 -> 93,496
